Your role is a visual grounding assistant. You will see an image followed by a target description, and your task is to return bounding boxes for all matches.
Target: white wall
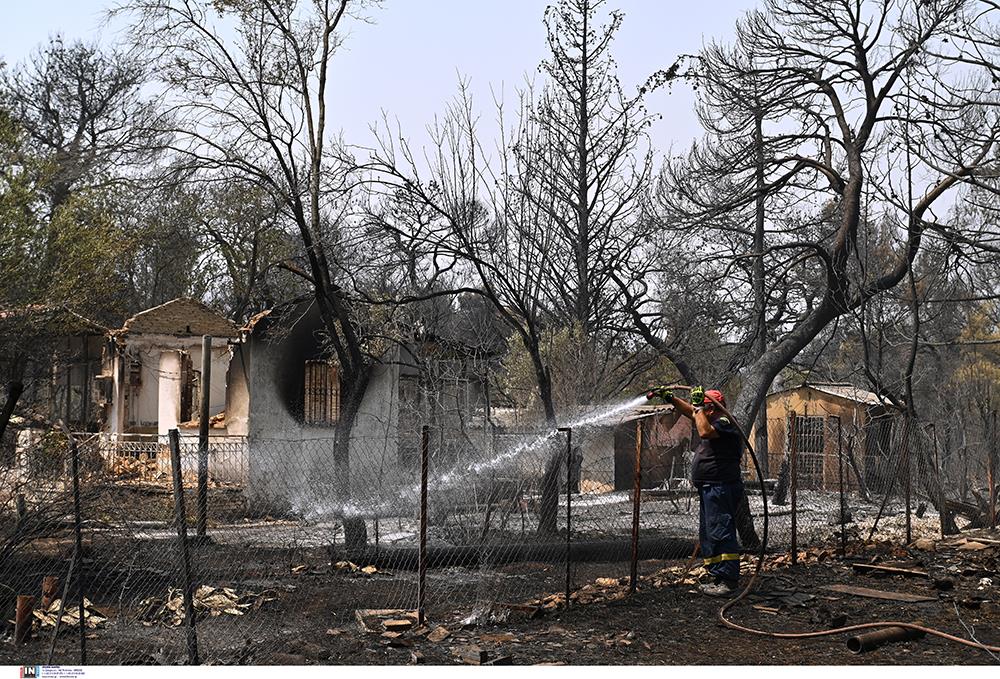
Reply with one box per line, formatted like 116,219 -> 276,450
157,350 -> 182,435
108,335 -> 235,435
129,346 -> 163,430
244,334 -> 400,517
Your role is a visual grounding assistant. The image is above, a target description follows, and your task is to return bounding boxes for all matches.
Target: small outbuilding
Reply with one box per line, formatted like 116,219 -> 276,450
752,382 -> 901,491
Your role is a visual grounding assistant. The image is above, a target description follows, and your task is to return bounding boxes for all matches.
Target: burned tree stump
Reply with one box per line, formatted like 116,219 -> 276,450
538,450 -> 562,535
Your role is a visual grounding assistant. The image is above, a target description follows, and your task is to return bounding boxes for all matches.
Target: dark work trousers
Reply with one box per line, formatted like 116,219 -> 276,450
697,481 -> 744,584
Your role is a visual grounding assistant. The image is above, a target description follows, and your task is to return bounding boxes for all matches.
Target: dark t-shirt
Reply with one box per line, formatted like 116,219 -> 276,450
691,414 -> 743,484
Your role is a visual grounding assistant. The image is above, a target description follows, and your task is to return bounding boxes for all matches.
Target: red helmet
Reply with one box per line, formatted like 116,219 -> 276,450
704,389 -> 726,407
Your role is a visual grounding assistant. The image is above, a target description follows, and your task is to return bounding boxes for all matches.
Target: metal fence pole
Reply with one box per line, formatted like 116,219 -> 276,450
836,416 -> 846,555
418,425 -> 429,625
930,424 -> 946,538
168,429 -> 199,665
70,438 -> 86,664
557,427 -> 573,607
905,416 -> 912,545
630,419 -> 643,593
197,335 -> 211,539
990,411 -> 997,530
790,413 -> 798,566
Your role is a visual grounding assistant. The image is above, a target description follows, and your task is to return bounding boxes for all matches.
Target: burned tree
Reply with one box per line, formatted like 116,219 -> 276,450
0,38 -> 160,212
638,0 -> 1000,439
118,0 -> 383,549
367,0 -> 667,533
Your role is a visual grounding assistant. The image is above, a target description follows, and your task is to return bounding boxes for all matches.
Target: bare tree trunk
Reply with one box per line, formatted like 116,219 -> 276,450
526,336 -> 561,535
0,371 -> 25,442
751,110 -> 769,478
915,431 -> 957,534
538,449 -> 562,535
335,368 -> 372,553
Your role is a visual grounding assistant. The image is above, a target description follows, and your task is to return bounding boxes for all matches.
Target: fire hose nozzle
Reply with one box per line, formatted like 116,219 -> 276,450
645,385 -> 673,401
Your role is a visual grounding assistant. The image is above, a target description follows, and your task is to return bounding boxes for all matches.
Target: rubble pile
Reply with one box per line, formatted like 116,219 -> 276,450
136,585 -> 277,626
32,598 -> 107,629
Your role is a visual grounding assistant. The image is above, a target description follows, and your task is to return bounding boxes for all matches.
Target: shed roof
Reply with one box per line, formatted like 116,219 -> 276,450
770,382 -> 889,407
614,404 -> 677,424
118,298 -> 238,338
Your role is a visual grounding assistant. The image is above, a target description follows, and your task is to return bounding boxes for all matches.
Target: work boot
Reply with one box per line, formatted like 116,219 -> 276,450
698,581 -> 737,597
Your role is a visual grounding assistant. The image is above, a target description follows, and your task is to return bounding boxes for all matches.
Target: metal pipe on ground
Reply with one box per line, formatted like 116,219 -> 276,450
847,626 -> 925,654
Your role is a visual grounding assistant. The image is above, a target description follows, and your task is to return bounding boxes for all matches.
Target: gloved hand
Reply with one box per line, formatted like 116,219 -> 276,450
646,385 -> 674,401
690,386 -> 705,406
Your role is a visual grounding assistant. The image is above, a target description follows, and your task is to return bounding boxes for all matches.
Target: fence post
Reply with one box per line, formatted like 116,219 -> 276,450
930,424 -> 946,538
418,425 -> 429,626
169,429 -> 199,665
904,416 -> 912,544
630,419 -> 643,593
69,438 -> 86,664
836,416 -> 845,556
557,427 -> 573,607
790,413 -> 798,566
197,335 -> 211,539
990,411 -> 997,530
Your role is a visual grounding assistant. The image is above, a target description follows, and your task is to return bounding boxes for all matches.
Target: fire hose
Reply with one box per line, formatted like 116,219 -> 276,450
660,384 -> 1000,656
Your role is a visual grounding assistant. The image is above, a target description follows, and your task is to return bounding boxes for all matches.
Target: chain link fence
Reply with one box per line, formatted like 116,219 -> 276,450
1,399 -> 996,664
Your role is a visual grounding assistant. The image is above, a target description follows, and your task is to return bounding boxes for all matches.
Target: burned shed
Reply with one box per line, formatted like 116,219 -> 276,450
753,382 -> 901,491
610,405 -> 688,492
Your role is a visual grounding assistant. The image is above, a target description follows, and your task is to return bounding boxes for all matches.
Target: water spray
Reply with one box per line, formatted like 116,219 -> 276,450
300,395 -> 650,523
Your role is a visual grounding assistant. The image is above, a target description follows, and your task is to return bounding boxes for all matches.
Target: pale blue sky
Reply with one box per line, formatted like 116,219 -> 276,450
0,1 -> 760,158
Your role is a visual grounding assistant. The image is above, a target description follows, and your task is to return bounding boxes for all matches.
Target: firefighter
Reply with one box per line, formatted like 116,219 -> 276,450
653,386 -> 745,595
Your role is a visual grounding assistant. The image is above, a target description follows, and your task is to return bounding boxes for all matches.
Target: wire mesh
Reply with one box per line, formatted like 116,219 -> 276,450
2,398 -> 986,664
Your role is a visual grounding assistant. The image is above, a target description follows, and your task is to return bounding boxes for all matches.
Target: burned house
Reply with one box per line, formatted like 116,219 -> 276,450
7,296 -> 495,510
103,299 -> 239,439
753,382 -> 901,491
0,305 -> 107,465
228,300 -> 401,510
